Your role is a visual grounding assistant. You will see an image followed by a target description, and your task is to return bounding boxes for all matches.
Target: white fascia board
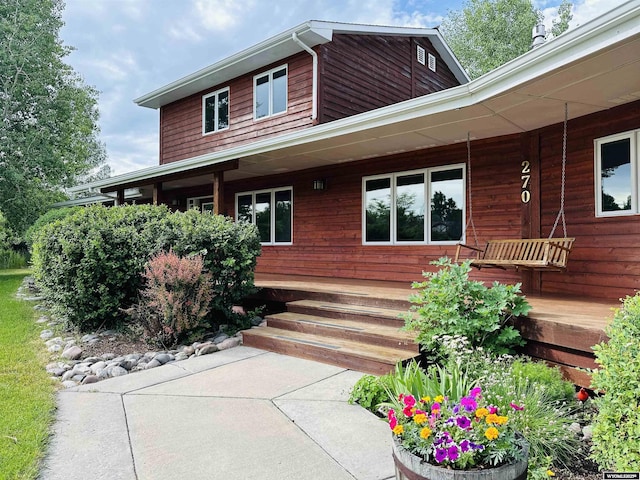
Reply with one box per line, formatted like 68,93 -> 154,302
134,21 -> 332,109
469,0 -> 640,102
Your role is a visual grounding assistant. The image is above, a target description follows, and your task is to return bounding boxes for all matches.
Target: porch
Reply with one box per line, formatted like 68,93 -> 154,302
243,274 -> 616,386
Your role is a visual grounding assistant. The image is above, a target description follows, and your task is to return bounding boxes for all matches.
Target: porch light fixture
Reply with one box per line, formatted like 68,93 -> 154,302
312,179 -> 326,191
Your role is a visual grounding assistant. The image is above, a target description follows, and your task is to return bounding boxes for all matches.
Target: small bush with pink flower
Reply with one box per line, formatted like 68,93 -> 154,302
387,387 -> 528,470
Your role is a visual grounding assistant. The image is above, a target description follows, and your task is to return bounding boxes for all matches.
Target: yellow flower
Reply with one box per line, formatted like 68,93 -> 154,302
484,427 -> 499,441
475,407 -> 489,419
420,427 -> 432,439
434,395 -> 444,403
414,413 -> 427,425
546,470 -> 556,477
392,424 -> 404,435
496,415 -> 508,425
421,396 -> 431,403
485,413 -> 499,425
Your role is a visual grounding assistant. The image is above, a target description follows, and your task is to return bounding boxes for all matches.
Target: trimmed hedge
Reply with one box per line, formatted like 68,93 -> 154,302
31,204 -> 261,331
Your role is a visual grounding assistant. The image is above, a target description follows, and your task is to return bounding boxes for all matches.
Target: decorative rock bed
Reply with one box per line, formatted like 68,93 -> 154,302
17,277 -> 262,389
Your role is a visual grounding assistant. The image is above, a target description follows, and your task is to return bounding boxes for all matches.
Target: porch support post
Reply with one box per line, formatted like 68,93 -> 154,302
153,182 -> 163,206
116,189 -> 125,206
213,171 -> 224,215
521,132 -> 542,294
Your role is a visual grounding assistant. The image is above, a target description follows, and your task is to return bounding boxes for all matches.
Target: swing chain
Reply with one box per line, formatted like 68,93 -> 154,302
549,103 -> 568,239
466,132 -> 479,246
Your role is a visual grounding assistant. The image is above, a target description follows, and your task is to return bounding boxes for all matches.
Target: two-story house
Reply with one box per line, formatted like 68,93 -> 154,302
70,4 -> 640,379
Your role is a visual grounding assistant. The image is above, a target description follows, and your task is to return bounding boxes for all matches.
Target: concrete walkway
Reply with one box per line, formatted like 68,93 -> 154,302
39,346 -> 395,480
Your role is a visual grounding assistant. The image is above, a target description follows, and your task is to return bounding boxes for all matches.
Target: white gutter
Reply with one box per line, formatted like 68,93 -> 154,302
292,32 -> 318,121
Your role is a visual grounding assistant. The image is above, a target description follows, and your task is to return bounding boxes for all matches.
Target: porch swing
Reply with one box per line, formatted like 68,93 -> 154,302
454,104 -> 575,271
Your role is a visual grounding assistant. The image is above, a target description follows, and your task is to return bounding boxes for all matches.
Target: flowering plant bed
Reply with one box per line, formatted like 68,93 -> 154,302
387,387 -> 528,470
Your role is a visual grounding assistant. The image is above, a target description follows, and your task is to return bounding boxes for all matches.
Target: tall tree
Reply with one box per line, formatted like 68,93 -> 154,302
0,0 -> 106,234
551,0 -> 573,38
440,0 -> 543,79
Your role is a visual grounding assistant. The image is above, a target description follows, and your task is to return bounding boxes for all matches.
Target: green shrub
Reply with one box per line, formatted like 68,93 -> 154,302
348,374 -> 391,412
403,258 -> 530,358
0,248 -> 27,269
591,293 -> 640,471
510,357 -> 574,403
31,204 -> 261,332
130,250 -> 214,348
24,207 -> 81,248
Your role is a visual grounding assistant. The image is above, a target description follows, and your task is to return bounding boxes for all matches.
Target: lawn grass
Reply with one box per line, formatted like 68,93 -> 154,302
0,269 -> 57,479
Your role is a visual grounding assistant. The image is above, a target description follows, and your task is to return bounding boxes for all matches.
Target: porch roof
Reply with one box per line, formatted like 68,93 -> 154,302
70,2 -> 640,198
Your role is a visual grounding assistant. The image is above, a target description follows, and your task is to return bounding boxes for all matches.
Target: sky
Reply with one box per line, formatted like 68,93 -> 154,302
59,0 -> 627,177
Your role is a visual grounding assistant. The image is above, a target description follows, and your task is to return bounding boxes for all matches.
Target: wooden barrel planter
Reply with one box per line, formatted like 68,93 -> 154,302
392,438 -> 528,480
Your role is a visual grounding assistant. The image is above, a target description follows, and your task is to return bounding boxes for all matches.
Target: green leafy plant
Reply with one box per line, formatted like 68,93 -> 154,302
403,258 -> 530,358
31,204 -> 261,331
591,293 -> 640,471
129,250 -> 214,348
348,374 -> 391,412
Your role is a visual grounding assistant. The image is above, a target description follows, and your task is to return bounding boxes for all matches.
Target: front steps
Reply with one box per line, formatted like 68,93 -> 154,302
241,299 -> 419,375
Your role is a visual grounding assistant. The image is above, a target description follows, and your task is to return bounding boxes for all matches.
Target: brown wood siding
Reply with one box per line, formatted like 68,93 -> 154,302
160,53 -> 314,164
318,35 -> 461,124
219,101 -> 640,300
224,136 -> 522,286
537,100 -> 640,299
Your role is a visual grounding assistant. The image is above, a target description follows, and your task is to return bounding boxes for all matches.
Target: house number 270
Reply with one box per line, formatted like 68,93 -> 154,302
521,161 -> 531,204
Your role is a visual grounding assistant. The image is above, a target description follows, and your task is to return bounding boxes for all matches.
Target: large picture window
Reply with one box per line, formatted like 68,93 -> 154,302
254,65 -> 287,120
236,187 -> 292,245
363,165 -> 465,245
202,88 -> 229,134
595,130 -> 640,216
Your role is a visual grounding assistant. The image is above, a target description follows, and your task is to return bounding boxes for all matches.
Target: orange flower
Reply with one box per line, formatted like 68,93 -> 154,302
496,415 -> 508,425
420,427 -> 432,439
485,413 -> 500,425
392,424 -> 404,435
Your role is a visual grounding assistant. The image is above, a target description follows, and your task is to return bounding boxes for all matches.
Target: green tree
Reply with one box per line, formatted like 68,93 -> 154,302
0,0 -> 106,234
440,0 -> 543,79
551,0 -> 573,38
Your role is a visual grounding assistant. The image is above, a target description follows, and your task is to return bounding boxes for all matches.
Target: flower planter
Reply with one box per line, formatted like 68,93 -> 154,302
392,438 -> 528,480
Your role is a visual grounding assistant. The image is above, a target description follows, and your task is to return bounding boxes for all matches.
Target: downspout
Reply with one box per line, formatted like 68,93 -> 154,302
292,32 -> 318,121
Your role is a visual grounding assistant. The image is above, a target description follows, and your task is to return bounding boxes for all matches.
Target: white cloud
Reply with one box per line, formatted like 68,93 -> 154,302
104,132 -> 159,175
195,0 -> 256,31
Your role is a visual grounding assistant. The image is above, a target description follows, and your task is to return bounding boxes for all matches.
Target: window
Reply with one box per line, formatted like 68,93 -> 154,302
236,187 -> 292,245
363,165 -> 465,244
595,130 -> 640,216
254,65 -> 287,120
187,195 -> 214,213
202,88 -> 229,134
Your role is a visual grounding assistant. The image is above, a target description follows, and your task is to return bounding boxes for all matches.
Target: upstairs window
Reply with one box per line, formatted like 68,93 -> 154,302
236,187 -> 292,245
254,65 -> 287,120
202,88 -> 229,134
363,165 -> 465,245
595,130 -> 639,216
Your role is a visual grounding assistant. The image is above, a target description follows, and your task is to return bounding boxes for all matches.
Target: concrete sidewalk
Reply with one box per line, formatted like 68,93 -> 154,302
39,346 -> 395,480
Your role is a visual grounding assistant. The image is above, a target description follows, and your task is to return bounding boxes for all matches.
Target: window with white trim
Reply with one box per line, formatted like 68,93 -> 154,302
187,195 -> 214,213
254,65 -> 287,120
362,165 -> 465,244
595,130 -> 639,216
236,187 -> 292,245
202,88 -> 229,134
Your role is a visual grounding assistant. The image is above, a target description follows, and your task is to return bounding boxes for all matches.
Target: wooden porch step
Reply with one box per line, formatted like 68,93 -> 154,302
286,299 -> 408,328
241,326 -> 418,376
266,311 -> 418,353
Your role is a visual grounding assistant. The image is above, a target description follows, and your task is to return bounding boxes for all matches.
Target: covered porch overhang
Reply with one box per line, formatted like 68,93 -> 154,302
68,2 -> 640,210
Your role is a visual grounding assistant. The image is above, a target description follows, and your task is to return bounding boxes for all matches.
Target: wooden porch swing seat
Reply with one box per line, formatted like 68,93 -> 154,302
454,237 -> 575,271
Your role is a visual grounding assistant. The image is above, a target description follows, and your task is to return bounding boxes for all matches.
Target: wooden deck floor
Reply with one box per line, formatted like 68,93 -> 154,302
253,273 -> 618,385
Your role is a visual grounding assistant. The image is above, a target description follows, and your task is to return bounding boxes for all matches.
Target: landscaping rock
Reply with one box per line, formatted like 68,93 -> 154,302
40,330 -> 54,340
61,346 -> 83,360
81,375 -> 99,385
154,353 -> 173,365
62,380 -> 78,389
144,359 -> 161,369
197,343 -> 218,356
217,337 -> 241,351
582,424 -> 593,441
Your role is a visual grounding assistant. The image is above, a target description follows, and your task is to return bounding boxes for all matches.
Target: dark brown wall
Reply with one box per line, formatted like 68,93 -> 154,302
318,35 -> 461,123
222,100 -> 640,300
160,52 -> 314,164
